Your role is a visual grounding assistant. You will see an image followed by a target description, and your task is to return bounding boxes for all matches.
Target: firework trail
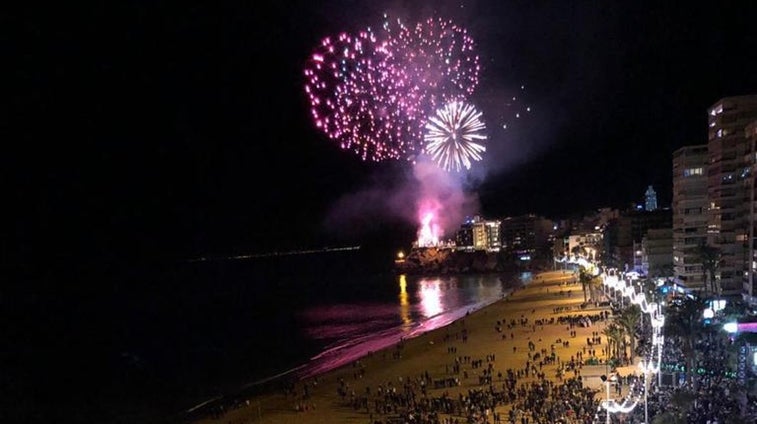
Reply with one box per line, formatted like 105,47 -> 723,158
424,101 -> 487,172
303,15 -> 482,166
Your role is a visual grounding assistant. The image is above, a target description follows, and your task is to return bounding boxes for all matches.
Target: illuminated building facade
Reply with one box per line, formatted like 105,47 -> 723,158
672,145 -> 709,290
606,209 -> 672,272
500,214 -> 554,261
645,185 -> 658,211
706,95 -> 757,297
642,228 -> 673,277
744,120 -> 757,303
455,215 -> 501,252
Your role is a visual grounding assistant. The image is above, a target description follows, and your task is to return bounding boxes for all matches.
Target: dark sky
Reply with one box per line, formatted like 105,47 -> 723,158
9,1 -> 757,265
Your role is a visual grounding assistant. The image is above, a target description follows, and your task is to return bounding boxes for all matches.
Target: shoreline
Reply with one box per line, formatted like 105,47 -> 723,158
191,269 -> 625,424
183,273 -> 531,421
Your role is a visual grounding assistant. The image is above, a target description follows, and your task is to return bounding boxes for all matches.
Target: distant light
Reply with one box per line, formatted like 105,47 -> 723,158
724,322 -> 738,333
703,309 -> 714,319
710,299 -> 727,312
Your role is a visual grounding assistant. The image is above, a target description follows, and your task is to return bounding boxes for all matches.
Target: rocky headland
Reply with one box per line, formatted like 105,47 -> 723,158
394,247 -> 521,275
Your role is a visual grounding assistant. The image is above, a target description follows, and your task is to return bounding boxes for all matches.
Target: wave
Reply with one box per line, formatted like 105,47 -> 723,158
296,287 -> 514,380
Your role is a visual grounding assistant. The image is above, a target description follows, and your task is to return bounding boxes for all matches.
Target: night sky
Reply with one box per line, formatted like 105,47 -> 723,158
10,1 -> 757,266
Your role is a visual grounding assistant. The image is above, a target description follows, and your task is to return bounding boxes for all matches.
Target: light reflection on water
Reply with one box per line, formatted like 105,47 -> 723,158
297,273 -> 522,379
399,275 -> 411,328
418,278 -> 443,318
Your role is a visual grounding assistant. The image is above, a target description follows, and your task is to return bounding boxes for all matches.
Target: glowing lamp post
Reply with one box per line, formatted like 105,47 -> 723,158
600,374 -> 611,424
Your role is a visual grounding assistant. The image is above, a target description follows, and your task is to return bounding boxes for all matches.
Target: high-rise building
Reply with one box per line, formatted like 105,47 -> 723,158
672,145 -> 709,291
645,185 -> 658,211
500,214 -> 554,261
606,208 -> 672,271
744,120 -> 757,303
455,215 -> 501,252
642,228 -> 673,278
706,95 -> 757,297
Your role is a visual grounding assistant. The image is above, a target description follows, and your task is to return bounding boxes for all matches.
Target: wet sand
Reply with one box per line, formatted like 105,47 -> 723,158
192,270 -> 626,424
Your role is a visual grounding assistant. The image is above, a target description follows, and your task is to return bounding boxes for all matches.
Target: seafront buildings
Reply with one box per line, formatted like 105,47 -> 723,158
499,214 -> 554,262
704,95 -> 757,299
408,94 -> 757,305
455,215 -> 501,252
672,145 -> 709,291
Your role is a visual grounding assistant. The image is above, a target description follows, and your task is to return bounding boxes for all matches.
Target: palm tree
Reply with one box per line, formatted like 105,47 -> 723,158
588,274 -> 604,302
665,295 -> 707,388
616,304 -> 642,363
603,324 -> 624,364
578,266 -> 592,303
696,241 -> 721,296
571,244 -> 587,259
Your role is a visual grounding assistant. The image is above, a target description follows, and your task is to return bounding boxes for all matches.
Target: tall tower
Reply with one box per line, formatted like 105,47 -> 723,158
706,95 -> 757,298
672,145 -> 708,291
645,185 -> 658,211
744,120 -> 757,304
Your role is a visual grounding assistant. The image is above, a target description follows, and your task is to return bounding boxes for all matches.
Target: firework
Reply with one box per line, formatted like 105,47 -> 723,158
389,17 -> 480,105
303,29 -> 411,161
303,16 -> 481,164
424,101 -> 487,172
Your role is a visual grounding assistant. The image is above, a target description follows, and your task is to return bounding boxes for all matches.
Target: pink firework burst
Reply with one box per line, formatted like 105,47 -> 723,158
303,16 -> 481,164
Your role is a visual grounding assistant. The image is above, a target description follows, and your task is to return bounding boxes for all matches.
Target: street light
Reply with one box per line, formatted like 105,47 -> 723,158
639,360 -> 650,424
600,374 -> 611,424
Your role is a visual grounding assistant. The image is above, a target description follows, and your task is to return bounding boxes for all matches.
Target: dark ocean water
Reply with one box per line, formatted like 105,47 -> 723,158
3,249 -> 530,424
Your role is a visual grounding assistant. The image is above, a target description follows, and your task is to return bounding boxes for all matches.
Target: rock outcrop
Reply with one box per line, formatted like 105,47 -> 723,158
394,247 -> 506,275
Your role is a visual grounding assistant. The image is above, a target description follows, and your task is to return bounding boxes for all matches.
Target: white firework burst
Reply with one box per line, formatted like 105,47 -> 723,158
424,101 -> 487,172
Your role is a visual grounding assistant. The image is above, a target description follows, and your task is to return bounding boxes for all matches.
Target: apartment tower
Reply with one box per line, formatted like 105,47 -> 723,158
706,95 -> 757,297
672,145 -> 708,290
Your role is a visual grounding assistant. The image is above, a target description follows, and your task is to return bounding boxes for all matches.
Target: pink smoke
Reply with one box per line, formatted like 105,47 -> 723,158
321,159 -> 480,247
412,161 -> 479,246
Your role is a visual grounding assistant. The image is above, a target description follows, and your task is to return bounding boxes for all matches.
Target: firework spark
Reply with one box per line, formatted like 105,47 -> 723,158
303,16 -> 481,164
424,101 -> 487,172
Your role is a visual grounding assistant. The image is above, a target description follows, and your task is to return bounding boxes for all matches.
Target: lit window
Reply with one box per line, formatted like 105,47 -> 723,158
683,167 -> 703,177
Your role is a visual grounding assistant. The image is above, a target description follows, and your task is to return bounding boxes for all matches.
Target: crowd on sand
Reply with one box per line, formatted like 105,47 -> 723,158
196,271 -> 639,424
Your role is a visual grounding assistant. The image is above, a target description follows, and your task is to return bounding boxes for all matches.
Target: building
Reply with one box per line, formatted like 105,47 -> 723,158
672,145 -> 709,291
744,120 -> 757,303
642,228 -> 673,277
606,208 -> 672,271
706,95 -> 757,297
567,233 -> 602,260
500,214 -> 554,260
645,185 -> 658,211
455,216 -> 501,252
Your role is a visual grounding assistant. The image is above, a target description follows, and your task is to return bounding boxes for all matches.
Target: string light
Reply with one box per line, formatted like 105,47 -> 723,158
559,253 -> 665,420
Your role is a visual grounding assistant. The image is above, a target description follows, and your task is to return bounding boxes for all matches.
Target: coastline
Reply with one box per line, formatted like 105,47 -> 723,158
183,272 -> 527,421
190,269 -> 623,424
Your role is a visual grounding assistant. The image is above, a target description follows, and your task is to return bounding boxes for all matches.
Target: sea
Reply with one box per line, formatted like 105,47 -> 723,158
4,248 -> 532,424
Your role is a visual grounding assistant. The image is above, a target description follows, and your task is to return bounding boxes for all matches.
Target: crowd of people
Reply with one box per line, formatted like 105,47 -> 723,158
315,286 -> 620,424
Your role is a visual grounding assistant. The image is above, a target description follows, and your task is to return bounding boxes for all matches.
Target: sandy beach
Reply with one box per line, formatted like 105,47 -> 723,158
193,270 -> 632,424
